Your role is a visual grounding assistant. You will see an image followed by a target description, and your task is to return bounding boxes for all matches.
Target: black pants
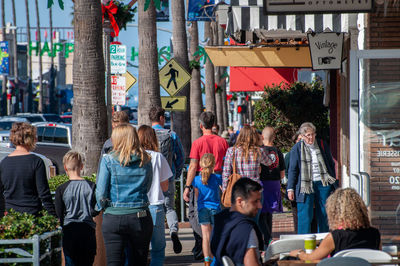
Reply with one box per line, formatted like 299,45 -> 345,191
259,212 -> 273,246
63,222 -> 96,266
102,211 -> 153,266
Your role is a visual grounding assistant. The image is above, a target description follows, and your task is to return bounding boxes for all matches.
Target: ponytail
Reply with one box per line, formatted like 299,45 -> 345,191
199,153 -> 216,185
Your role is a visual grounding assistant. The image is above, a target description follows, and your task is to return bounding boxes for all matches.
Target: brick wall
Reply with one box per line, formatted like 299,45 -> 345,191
365,2 -> 400,245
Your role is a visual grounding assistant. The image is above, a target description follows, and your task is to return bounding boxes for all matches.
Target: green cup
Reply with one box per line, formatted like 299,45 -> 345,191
304,235 -> 316,254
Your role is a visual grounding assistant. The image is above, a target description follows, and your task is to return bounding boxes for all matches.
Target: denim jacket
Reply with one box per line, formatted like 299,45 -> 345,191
96,152 -> 153,210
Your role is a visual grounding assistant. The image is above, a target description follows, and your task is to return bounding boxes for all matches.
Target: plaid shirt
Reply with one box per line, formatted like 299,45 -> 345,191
222,147 -> 272,190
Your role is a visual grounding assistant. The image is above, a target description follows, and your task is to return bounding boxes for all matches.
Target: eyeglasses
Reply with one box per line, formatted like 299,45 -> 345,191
302,132 -> 315,138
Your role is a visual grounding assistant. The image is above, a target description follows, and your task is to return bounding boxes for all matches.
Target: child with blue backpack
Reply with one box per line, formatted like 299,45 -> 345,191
193,153 -> 222,266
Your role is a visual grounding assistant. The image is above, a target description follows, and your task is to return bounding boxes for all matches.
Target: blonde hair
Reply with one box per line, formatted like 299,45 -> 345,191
326,188 -> 371,230
234,125 -> 260,162
199,153 -> 215,185
63,151 -> 83,172
111,124 -> 150,167
137,125 -> 159,152
10,122 -> 37,151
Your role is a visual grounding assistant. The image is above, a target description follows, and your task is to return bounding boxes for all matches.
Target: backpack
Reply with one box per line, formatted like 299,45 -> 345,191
155,129 -> 173,168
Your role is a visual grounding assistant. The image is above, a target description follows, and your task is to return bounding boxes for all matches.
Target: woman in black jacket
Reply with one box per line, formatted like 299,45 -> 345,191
0,122 -> 55,217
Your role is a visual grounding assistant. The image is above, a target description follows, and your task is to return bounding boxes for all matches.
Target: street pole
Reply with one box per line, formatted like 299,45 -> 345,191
103,20 -> 112,136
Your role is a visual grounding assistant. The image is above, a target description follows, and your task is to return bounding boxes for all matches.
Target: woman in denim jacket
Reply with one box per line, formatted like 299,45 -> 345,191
96,124 -> 153,265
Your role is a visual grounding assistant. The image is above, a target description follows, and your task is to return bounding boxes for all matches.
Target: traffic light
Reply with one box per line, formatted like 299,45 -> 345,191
237,105 -> 242,113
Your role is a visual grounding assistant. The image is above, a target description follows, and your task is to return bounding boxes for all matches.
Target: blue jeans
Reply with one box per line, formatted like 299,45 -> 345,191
164,177 -> 179,234
198,208 -> 218,225
149,204 -> 166,266
297,181 -> 332,234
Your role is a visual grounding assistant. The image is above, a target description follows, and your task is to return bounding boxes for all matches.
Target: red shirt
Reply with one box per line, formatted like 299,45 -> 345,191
189,134 -> 229,172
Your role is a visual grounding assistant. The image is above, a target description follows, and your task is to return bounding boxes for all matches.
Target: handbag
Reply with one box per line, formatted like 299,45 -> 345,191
221,149 -> 241,208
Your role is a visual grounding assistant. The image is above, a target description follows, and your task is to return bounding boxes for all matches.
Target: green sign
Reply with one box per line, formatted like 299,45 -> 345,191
29,41 -> 74,58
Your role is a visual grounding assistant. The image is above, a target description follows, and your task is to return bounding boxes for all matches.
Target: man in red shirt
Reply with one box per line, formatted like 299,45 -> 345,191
183,111 -> 228,260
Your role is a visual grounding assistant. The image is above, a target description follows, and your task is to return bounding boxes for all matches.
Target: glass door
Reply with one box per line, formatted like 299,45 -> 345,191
350,49 -> 400,245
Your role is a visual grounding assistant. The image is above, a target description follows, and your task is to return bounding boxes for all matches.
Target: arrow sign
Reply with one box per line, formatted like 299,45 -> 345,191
165,99 -> 179,108
161,96 -> 187,112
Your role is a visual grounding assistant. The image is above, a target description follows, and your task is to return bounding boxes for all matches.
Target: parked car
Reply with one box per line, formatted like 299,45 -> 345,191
16,113 -> 64,123
60,114 -> 72,124
33,122 -> 72,174
0,117 -> 30,147
0,146 -> 56,179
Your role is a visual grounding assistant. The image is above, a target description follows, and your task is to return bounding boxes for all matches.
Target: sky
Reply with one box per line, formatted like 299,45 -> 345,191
2,1 -> 209,107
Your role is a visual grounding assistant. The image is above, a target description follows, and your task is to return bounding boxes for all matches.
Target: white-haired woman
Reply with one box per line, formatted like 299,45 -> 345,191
287,122 -> 337,234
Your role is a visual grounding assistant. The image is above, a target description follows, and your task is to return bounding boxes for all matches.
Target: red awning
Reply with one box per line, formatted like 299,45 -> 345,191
230,67 -> 298,92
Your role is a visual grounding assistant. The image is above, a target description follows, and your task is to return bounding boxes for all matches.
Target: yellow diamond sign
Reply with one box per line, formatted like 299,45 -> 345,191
159,58 -> 191,96
123,71 -> 137,92
161,96 -> 187,112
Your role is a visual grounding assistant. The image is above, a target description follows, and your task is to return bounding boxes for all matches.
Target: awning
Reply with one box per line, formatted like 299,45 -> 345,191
230,67 -> 298,92
205,46 -> 312,67
227,1 -> 350,35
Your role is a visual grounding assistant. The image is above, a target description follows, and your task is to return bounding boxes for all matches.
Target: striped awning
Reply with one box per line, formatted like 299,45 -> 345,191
227,0 -> 351,35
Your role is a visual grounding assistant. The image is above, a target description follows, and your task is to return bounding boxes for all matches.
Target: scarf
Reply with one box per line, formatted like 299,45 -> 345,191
300,141 -> 336,194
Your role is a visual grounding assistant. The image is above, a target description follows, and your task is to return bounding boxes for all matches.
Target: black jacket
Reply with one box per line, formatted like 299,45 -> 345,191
211,209 -> 263,265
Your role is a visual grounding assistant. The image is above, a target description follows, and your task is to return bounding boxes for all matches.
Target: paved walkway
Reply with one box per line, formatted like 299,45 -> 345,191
164,212 -> 295,265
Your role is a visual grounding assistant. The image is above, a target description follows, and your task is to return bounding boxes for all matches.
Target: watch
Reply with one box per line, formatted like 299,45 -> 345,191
184,185 -> 192,191
296,250 -> 304,258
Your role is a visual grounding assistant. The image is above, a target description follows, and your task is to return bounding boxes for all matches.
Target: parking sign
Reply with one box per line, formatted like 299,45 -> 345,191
110,44 -> 127,74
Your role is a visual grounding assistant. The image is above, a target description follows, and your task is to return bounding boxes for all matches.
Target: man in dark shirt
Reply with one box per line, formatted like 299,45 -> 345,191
211,178 -> 264,266
259,126 -> 285,246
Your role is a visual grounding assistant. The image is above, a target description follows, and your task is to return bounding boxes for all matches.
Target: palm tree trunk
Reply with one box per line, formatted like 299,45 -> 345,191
1,0 -> 7,115
49,6 -> 56,113
189,21 -> 202,142
171,0 -> 191,155
138,0 -> 160,125
72,0 -> 107,174
204,22 -> 216,115
25,0 -> 33,112
212,22 -> 223,132
34,0 -> 43,113
218,25 -> 228,130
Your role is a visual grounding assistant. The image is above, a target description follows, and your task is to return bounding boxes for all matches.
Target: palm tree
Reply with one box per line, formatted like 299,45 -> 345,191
48,6 -> 56,113
212,22 -> 223,131
1,0 -> 7,115
138,0 -> 160,125
72,0 -> 107,174
25,0 -> 33,112
189,21 -> 202,141
204,22 -> 216,115
11,0 -> 19,113
218,24 -> 228,130
34,0 -> 43,113
171,0 -> 191,154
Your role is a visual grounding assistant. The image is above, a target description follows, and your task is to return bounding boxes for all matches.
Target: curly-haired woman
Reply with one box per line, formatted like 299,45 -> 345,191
289,188 -> 381,260
0,122 -> 55,217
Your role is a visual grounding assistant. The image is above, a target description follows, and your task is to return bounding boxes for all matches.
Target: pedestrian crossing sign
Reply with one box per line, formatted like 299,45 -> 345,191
159,58 -> 191,96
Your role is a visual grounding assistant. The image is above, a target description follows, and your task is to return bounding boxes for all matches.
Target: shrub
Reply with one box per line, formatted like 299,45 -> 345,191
0,210 -> 59,239
48,174 -> 97,192
254,81 -> 329,152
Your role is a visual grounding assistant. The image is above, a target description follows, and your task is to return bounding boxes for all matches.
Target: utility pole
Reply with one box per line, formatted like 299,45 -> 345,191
11,0 -> 18,114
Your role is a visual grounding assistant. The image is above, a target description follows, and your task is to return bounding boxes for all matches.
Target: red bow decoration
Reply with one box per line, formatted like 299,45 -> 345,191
102,1 -> 119,37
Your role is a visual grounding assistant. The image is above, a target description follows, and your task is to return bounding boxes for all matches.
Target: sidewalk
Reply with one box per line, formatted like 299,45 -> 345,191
164,212 -> 295,265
